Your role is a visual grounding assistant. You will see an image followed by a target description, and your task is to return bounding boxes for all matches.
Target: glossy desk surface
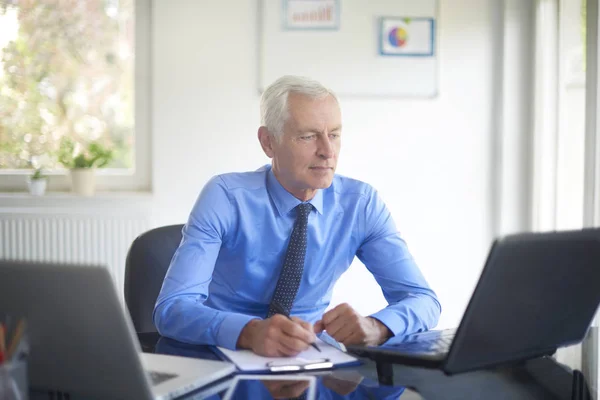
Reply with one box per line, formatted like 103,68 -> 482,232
139,333 -> 580,400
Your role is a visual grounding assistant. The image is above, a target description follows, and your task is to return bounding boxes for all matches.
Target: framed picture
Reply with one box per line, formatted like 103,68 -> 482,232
282,0 -> 340,30
379,17 -> 435,57
260,0 -> 439,97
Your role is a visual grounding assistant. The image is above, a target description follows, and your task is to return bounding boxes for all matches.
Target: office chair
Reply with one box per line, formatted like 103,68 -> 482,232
124,224 -> 184,333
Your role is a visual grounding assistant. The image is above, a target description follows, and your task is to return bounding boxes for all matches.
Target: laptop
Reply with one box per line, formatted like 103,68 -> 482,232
0,261 -> 236,400
347,228 -> 600,374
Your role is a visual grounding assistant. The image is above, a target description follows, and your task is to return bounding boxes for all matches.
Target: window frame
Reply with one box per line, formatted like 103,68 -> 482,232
0,0 -> 152,193
583,0 -> 600,395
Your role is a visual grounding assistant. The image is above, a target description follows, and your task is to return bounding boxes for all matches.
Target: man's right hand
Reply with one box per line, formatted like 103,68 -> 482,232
261,380 -> 310,399
236,315 -> 316,357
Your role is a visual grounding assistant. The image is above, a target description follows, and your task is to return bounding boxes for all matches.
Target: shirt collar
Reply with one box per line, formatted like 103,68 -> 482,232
266,165 -> 324,216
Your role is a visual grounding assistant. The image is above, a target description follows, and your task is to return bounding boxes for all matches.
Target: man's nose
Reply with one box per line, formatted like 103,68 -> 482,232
317,136 -> 335,159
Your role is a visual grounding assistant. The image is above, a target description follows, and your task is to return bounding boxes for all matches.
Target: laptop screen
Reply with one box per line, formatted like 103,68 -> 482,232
445,229 -> 600,372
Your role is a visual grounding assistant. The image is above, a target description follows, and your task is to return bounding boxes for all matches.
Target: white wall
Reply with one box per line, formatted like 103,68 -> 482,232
152,0 -> 500,330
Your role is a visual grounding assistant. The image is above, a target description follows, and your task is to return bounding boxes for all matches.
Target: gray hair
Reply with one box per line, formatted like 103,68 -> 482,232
260,75 -> 338,140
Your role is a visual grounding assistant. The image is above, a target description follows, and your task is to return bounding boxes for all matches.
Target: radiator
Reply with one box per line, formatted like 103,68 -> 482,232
0,212 -> 151,302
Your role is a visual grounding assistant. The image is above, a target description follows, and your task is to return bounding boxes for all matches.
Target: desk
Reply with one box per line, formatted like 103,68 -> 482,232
138,333 -> 584,400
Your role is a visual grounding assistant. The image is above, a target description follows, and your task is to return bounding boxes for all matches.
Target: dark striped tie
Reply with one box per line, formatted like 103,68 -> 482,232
267,203 -> 313,317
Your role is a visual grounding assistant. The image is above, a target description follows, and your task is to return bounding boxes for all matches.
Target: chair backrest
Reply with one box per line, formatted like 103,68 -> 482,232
124,224 -> 184,333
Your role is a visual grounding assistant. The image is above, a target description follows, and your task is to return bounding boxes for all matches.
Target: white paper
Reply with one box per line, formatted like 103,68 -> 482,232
218,337 -> 358,372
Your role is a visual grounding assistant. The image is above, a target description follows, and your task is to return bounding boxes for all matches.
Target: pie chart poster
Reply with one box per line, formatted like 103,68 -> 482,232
379,17 -> 435,57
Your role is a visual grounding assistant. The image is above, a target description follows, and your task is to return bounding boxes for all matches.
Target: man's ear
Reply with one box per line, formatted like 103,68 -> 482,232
258,126 -> 275,158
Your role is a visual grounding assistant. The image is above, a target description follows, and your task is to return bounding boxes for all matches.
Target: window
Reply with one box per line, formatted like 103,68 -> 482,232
0,0 -> 150,192
530,0 -> 591,379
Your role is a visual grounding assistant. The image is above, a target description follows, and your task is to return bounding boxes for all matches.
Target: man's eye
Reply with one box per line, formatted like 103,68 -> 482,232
300,135 -> 315,140
329,134 -> 340,139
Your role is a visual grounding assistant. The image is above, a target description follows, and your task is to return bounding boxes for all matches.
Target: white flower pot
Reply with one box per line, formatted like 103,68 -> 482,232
27,178 -> 48,196
70,168 -> 96,196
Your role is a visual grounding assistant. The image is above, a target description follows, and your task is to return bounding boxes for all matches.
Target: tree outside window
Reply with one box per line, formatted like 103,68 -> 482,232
0,0 -> 134,171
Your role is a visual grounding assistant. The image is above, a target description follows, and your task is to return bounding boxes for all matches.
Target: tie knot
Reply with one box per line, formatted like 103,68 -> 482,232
296,203 -> 312,219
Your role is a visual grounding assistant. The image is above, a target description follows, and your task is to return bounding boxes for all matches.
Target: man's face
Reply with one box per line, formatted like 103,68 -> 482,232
260,93 -> 342,201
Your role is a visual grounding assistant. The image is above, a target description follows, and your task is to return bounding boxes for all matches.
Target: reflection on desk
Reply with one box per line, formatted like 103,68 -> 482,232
138,333 -> 583,400
215,375 -> 414,400
154,335 -> 414,399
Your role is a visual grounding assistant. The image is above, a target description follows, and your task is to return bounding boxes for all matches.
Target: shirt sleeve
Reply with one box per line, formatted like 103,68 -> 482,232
356,187 -> 442,337
153,176 -> 258,349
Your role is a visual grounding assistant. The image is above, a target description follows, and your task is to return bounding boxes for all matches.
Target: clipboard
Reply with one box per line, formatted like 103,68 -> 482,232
212,336 -> 362,373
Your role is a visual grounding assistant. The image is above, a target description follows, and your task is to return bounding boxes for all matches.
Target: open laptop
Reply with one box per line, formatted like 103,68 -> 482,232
0,261 -> 236,399
347,228 -> 600,374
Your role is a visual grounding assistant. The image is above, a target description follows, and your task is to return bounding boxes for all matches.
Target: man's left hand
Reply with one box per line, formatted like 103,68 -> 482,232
314,303 -> 392,346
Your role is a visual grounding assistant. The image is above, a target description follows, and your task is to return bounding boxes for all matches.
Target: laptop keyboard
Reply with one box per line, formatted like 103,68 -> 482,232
393,334 -> 455,354
148,370 -> 178,386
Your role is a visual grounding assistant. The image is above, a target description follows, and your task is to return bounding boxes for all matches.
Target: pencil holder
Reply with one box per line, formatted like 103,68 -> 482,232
0,357 -> 28,400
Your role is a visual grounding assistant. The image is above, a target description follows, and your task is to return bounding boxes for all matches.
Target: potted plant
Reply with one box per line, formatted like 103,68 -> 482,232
58,138 -> 113,196
27,168 -> 48,196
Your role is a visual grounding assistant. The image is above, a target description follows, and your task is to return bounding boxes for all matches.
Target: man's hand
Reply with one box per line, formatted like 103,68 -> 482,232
237,315 -> 317,357
314,303 -> 392,346
322,374 -> 362,396
261,380 -> 310,399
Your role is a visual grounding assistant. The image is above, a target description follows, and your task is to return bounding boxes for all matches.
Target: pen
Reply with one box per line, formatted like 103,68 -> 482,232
272,304 -> 321,353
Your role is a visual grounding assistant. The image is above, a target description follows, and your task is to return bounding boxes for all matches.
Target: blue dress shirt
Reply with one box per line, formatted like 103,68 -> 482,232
153,165 -> 441,350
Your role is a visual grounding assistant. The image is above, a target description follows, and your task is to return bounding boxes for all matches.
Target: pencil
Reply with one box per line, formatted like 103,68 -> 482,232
6,319 -> 25,361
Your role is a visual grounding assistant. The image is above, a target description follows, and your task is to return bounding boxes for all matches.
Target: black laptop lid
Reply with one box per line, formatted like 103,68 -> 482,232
445,228 -> 600,374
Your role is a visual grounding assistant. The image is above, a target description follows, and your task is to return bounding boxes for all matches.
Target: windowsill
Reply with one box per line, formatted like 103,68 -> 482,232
0,191 -> 154,212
